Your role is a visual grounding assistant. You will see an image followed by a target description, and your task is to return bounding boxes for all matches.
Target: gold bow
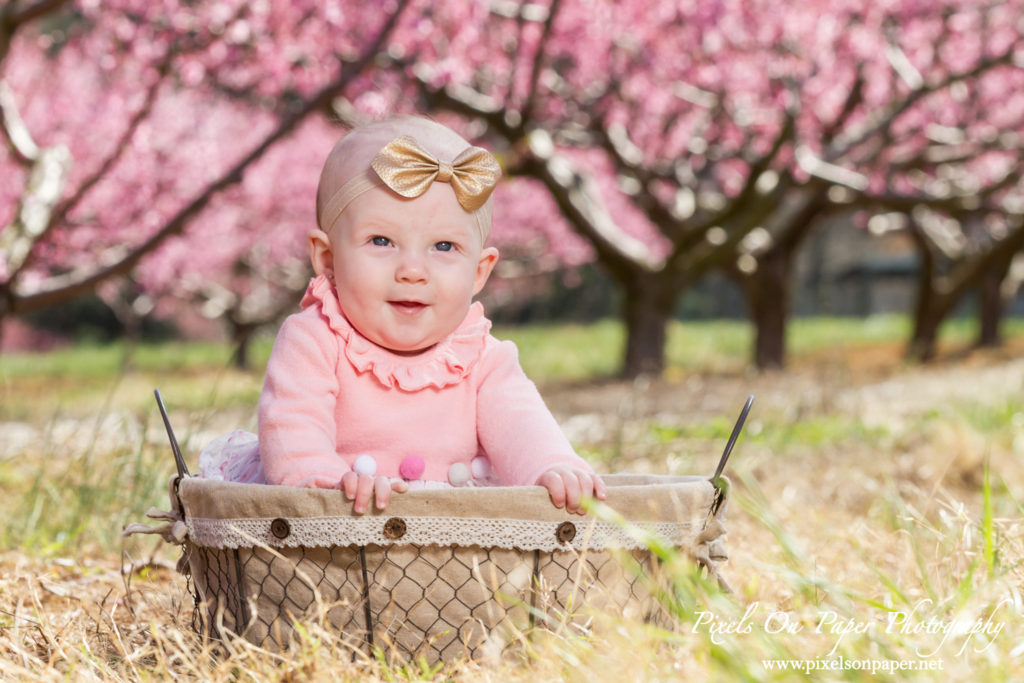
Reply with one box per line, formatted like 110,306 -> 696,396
370,135 -> 502,212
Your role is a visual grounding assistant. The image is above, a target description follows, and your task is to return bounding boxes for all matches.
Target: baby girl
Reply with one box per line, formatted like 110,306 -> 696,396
251,115 -> 604,515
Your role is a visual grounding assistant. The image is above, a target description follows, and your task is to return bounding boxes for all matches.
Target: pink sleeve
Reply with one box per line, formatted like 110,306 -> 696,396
475,339 -> 593,486
258,310 -> 350,488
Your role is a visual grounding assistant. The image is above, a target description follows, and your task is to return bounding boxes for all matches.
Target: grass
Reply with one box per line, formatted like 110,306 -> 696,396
1,313 -> 1017,396
1,315 -> 1023,680
498,313 -> 939,380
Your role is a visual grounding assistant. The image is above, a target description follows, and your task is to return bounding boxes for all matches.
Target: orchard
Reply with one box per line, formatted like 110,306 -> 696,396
3,0 -> 1024,375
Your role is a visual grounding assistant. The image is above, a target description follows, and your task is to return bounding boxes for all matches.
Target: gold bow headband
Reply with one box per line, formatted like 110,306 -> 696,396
318,135 -> 502,240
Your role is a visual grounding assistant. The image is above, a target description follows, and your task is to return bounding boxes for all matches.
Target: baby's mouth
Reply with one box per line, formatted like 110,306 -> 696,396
389,300 -> 428,315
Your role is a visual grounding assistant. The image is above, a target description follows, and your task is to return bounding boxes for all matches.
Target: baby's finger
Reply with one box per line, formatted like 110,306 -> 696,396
374,476 -> 392,510
539,470 -> 567,509
576,471 -> 598,507
353,475 -> 375,514
562,471 -> 583,513
340,471 -> 359,501
391,479 -> 409,493
592,473 -> 607,501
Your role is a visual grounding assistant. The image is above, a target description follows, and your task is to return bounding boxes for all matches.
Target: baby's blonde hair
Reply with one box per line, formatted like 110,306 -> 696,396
316,116 -> 496,242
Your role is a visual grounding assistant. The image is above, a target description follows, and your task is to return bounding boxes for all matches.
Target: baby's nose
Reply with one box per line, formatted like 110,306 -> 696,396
395,252 -> 428,282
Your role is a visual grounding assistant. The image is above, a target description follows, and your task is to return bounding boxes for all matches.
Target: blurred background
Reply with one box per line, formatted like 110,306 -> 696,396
3,5 -> 1024,679
2,0 -> 1023,376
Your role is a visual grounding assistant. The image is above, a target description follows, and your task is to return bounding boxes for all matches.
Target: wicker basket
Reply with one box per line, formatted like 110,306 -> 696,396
160,474 -> 728,662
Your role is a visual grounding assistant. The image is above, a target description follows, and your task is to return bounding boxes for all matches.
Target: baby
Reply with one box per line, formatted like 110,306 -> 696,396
256,115 -> 605,515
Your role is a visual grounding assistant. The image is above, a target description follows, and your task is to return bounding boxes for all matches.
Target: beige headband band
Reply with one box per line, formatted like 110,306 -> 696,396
317,135 -> 501,241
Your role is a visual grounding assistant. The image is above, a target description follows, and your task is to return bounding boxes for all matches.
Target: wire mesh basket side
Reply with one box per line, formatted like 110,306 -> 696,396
187,544 -> 245,637
535,547 -> 667,626
186,542 -> 370,650
185,539 -> 669,662
365,543 -> 535,661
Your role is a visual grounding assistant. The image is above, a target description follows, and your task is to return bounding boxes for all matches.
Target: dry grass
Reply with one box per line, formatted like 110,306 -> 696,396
1,336 -> 1023,680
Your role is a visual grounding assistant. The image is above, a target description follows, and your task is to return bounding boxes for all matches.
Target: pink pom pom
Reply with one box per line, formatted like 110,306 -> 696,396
399,455 -> 425,480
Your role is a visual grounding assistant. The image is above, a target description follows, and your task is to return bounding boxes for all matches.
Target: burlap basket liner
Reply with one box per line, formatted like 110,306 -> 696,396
176,473 -> 728,661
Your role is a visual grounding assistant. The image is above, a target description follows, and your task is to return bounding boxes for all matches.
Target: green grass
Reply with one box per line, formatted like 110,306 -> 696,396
498,313 -> 1024,379
0,339 -> 272,420
494,319 -> 625,380
3,313 -> 1019,387
494,317 -> 756,379
3,442 -> 168,555
959,398 -> 1024,436
0,338 -> 275,378
649,413 -> 889,451
787,314 -> 909,351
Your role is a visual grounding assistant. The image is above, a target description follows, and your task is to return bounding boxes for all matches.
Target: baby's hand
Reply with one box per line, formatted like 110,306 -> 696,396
536,466 -> 607,515
340,472 -> 409,514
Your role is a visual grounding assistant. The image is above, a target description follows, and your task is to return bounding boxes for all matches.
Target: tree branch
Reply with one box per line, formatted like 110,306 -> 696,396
679,101 -> 799,251
413,73 -> 661,276
665,179 -> 795,287
0,80 -> 39,164
594,121 -> 681,236
821,65 -> 865,145
4,0 -> 69,29
0,0 -> 70,63
520,133 -> 662,279
4,0 -> 414,317
521,0 -> 561,122
944,216 -> 1024,294
8,58 -> 169,285
829,42 -> 1020,162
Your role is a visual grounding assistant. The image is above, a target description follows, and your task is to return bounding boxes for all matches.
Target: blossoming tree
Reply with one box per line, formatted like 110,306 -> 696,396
5,0 -> 1024,375
401,0 -> 1024,371
0,0 -> 413,351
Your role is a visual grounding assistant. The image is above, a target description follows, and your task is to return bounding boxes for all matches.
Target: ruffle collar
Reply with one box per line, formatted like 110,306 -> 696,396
301,274 -> 491,391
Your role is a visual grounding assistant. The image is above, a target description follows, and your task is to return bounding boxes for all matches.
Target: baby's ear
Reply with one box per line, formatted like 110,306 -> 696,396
308,229 -> 335,278
473,246 -> 499,296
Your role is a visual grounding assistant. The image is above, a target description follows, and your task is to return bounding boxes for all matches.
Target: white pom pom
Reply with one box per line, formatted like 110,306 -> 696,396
471,456 -> 492,480
352,454 -> 377,477
448,462 -> 471,487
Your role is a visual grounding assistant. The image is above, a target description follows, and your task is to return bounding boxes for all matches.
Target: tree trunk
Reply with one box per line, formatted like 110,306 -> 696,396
732,185 -> 826,370
976,265 -> 1005,348
975,247 -> 1019,350
907,219 -> 942,362
746,251 -> 790,370
621,273 -> 674,378
906,216 -> 1024,360
909,309 -> 942,361
229,320 -> 258,371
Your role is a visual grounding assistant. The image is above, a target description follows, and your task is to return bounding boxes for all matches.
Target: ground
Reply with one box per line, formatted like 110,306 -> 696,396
1,340 -> 1022,680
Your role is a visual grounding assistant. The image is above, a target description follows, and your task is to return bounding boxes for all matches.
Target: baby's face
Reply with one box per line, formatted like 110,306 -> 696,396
325,183 -> 497,353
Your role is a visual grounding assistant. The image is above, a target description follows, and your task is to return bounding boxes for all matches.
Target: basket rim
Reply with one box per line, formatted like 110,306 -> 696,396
176,474 -> 727,552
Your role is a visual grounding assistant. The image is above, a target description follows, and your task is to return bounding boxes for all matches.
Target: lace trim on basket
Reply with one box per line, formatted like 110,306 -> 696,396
186,514 -> 701,552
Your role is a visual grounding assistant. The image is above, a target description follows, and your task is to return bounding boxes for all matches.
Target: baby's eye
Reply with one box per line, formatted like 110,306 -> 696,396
435,241 -> 455,252
371,236 -> 392,247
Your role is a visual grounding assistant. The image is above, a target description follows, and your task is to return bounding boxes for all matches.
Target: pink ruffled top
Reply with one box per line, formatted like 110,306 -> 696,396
301,274 -> 490,392
258,275 -> 592,489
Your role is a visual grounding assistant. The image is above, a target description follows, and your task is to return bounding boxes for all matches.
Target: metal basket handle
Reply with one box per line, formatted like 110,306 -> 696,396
154,389 -> 190,478
709,394 -> 753,515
